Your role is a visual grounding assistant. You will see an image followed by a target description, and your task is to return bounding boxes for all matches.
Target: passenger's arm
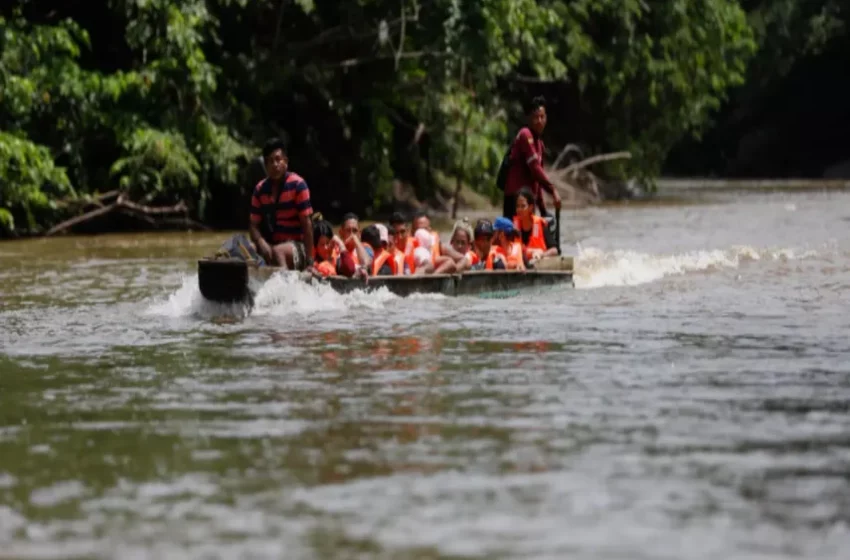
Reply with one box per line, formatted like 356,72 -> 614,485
348,235 -> 372,269
440,242 -> 465,262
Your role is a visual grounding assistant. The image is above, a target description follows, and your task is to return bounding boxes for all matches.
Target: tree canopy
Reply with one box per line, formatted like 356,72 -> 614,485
6,0 -> 832,235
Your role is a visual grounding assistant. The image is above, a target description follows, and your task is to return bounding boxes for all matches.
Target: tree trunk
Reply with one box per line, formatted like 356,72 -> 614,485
451,105 -> 474,219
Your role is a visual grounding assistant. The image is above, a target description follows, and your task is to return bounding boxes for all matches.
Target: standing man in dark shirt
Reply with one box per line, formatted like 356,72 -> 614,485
503,96 -> 562,219
248,138 -> 315,270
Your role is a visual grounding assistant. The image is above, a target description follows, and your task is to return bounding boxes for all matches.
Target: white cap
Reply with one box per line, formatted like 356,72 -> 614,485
375,224 -> 389,245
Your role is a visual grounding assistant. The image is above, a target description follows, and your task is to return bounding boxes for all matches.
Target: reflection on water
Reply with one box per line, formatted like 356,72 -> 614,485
1,191 -> 850,558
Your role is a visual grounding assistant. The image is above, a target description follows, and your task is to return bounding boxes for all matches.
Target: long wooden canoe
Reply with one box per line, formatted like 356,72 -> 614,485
197,256 -> 574,305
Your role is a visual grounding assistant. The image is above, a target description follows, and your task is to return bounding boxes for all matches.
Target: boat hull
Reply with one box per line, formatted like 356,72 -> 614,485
197,257 -> 574,304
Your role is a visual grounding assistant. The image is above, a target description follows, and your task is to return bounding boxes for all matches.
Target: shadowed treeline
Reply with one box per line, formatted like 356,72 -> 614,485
1,0 -> 847,236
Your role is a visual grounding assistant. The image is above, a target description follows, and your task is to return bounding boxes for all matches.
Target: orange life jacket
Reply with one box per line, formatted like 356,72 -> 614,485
430,232 -> 441,259
486,247 -> 505,270
465,250 -> 480,267
313,246 -> 339,277
507,240 -> 526,270
391,248 -> 413,275
514,215 -> 548,259
371,249 -> 399,276
399,237 -> 416,273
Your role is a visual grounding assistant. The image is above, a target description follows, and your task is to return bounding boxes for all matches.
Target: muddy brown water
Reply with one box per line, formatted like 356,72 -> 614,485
1,188 -> 850,559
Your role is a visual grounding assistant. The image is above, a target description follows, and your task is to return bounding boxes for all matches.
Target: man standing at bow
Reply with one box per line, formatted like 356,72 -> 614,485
503,96 -> 562,219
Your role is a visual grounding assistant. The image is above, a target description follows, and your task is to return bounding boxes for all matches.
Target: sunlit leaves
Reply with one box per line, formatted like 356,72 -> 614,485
110,128 -> 200,198
0,131 -> 72,231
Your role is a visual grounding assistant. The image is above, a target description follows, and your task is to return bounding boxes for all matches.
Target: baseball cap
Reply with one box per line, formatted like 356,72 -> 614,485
474,219 -> 493,237
375,224 -> 390,245
493,217 -> 515,233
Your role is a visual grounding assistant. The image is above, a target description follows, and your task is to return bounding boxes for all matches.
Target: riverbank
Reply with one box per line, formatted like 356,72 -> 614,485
4,177 -> 850,242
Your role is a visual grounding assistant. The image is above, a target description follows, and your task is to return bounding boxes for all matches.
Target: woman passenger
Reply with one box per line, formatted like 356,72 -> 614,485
445,218 -> 478,273
513,188 -> 558,267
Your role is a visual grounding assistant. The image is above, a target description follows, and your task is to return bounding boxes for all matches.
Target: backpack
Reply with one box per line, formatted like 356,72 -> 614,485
495,141 -> 514,192
214,233 -> 266,265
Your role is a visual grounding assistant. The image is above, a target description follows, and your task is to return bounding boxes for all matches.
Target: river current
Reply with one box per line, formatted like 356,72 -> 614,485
1,188 -> 849,559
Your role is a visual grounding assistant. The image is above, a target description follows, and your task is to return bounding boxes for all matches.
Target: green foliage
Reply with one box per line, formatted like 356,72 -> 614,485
0,132 -> 72,232
541,0 -> 757,180
110,128 -> 199,199
746,0 -> 846,82
0,0 -> 774,235
0,3 -> 249,233
432,90 -> 507,197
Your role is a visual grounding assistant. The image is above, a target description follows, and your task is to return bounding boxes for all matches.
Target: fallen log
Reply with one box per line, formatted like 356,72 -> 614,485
54,189 -> 121,209
546,151 -> 632,205
551,151 -> 632,179
119,199 -> 188,215
45,203 -> 120,236
551,143 -> 585,171
45,194 -> 192,236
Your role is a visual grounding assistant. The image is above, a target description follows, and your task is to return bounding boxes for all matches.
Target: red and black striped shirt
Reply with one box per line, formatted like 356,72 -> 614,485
250,172 -> 313,244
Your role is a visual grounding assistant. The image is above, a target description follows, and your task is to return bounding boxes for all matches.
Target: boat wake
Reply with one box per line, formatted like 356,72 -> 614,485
573,245 -> 816,289
146,244 -> 819,317
146,271 -> 397,319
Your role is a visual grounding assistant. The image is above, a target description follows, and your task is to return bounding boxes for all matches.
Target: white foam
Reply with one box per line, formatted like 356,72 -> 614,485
146,271 -> 396,319
145,275 -> 247,319
573,245 -> 817,289
250,272 -> 395,316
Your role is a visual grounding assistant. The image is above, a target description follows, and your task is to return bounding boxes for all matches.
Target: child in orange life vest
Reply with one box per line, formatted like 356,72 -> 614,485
513,188 -> 558,267
472,219 -> 493,270
389,212 -> 415,274
310,217 -> 360,278
360,224 -> 398,276
490,217 -> 526,271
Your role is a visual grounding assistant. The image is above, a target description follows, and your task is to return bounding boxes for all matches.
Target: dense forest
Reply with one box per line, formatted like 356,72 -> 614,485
1,0 -> 848,236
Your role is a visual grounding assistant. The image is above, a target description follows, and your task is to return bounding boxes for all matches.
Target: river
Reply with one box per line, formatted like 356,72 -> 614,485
1,188 -> 849,559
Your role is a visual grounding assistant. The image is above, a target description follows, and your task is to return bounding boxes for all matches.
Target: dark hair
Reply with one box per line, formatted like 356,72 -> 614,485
516,188 -> 535,206
313,219 -> 334,241
526,96 -> 546,115
361,224 -> 381,248
412,210 -> 429,220
389,212 -> 406,226
474,219 -> 493,237
262,137 -> 288,160
341,212 -> 359,223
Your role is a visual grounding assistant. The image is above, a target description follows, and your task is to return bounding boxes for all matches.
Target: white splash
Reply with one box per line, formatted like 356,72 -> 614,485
144,274 -> 237,319
146,271 -> 395,319
251,272 -> 395,316
573,245 -> 816,289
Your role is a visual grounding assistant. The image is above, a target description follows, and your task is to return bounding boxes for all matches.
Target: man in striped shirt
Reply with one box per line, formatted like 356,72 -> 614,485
248,138 -> 315,270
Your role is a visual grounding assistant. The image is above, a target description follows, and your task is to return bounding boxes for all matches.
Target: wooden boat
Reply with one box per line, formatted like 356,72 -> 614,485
197,256 -> 574,305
